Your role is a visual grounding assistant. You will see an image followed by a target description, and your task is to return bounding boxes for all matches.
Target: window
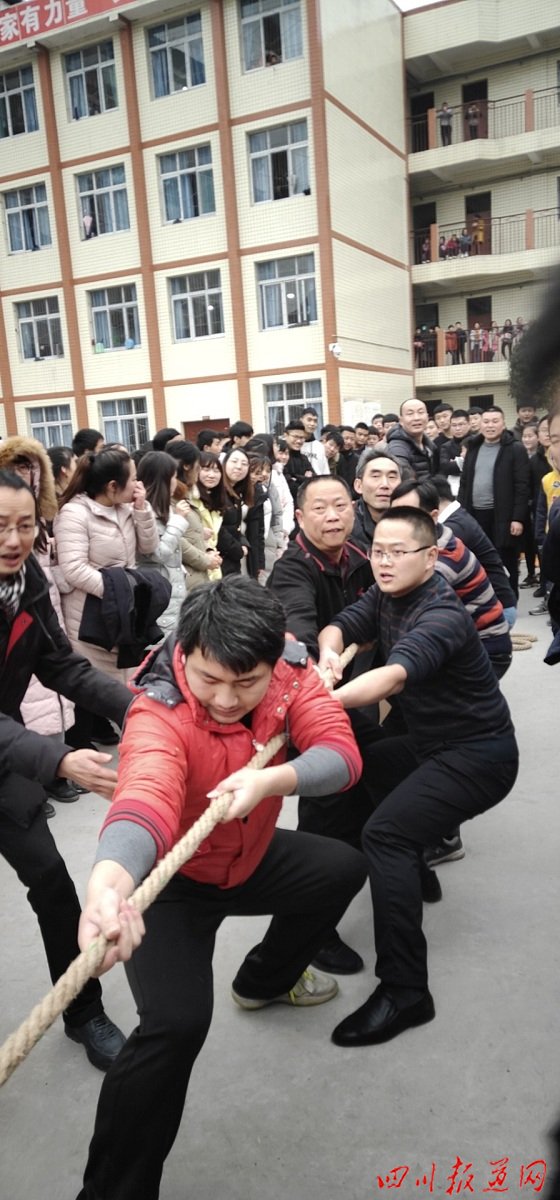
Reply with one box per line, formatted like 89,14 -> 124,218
0,65 -> 38,138
265,379 -> 322,434
5,184 -> 51,252
16,297 -> 63,360
99,396 -> 149,452
27,404 -> 73,448
257,253 -> 316,329
241,0 -> 303,71
77,165 -> 130,239
249,120 -> 309,202
159,145 -> 215,222
65,40 -> 117,120
148,13 -> 206,98
170,270 -> 224,340
90,284 -> 140,350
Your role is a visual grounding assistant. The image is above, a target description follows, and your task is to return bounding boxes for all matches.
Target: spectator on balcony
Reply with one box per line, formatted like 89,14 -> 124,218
425,327 -> 437,367
466,101 -> 481,139
459,228 -> 472,257
455,321 -> 468,364
500,319 -> 515,360
471,215 -> 485,254
514,317 -> 527,344
413,327 -> 425,367
446,232 -> 459,258
488,321 -> 501,361
437,102 -> 453,146
438,235 -> 448,260
445,325 -> 459,365
470,322 -> 484,363
420,237 -> 430,264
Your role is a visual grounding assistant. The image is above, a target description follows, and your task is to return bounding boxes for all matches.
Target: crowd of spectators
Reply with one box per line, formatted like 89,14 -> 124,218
415,317 -> 527,367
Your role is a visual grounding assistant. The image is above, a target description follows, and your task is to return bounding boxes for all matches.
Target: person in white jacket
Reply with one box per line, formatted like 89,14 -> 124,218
136,450 -> 189,637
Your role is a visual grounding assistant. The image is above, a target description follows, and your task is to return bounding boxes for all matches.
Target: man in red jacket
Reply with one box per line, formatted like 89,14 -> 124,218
75,576 -> 366,1200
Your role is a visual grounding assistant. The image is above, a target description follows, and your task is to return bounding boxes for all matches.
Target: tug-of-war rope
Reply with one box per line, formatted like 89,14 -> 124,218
511,632 -> 538,651
0,643 -> 358,1088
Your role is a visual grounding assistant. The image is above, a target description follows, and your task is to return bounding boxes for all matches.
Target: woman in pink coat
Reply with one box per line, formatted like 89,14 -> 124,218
54,448 -> 158,683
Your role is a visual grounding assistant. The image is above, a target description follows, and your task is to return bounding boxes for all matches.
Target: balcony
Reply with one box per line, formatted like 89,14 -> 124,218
411,208 -> 559,295
413,322 -> 524,389
408,89 -> 560,189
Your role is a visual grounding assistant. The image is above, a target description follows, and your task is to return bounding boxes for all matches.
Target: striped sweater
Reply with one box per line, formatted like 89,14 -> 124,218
436,523 -> 511,658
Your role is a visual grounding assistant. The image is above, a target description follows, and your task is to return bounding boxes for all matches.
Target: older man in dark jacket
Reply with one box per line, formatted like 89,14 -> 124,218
267,474 -> 374,975
0,470 -> 133,1070
458,406 -> 530,597
386,398 -> 437,480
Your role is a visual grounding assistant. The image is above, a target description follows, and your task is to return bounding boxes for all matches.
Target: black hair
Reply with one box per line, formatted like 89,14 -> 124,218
245,433 -> 274,457
59,447 -> 131,508
367,425 -> 380,435
355,447 -> 401,481
391,478 -> 440,512
196,429 -> 222,451
324,430 -> 344,449
164,439 -> 201,487
137,451 -> 176,523
177,576 -> 286,671
284,420 -> 306,433
451,409 -> 469,421
228,421 -> 253,440
375,504 -> 437,546
430,474 -> 454,502
320,424 -> 337,436
339,425 -> 355,435
152,427 -> 181,452
131,443 -> 152,467
296,474 -> 353,508
198,452 -> 227,512
46,445 -> 74,484
222,447 -> 255,506
538,415 -> 550,429
433,403 -> 453,415
72,428 -> 103,457
382,412 -> 399,425
354,421 -> 369,432
301,406 -> 319,417
485,406 -> 504,416
516,401 -> 536,411
468,406 -> 483,416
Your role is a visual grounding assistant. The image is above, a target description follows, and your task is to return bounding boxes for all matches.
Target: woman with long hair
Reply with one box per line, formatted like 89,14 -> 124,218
136,450 -> 189,636
165,440 -> 222,590
218,447 -> 264,579
54,447 -> 158,681
46,445 -> 77,502
189,451 -> 225,582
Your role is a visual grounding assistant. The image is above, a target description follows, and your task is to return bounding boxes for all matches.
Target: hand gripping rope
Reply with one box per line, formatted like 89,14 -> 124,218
0,642 -> 357,1087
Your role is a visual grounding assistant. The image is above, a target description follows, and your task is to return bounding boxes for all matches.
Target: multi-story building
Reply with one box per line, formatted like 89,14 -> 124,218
0,0 -> 411,448
405,0 -> 560,424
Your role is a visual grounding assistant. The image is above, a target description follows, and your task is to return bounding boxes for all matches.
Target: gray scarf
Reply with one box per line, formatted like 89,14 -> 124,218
0,563 -> 26,622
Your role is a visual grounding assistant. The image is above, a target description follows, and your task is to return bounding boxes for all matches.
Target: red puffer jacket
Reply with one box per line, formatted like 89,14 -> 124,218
101,638 -> 362,888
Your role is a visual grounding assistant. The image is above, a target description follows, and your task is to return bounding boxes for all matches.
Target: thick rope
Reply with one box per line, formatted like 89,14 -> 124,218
318,642 -> 358,687
0,733 -> 286,1088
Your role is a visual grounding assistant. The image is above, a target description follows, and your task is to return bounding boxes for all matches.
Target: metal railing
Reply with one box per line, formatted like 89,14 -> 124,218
534,207 -> 560,250
411,208 -> 559,265
409,86 -> 559,153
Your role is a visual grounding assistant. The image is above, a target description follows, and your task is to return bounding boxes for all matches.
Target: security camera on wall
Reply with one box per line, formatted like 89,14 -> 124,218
329,341 -> 342,359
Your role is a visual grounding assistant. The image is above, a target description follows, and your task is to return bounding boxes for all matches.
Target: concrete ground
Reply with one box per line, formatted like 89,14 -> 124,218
1,587 -> 559,1200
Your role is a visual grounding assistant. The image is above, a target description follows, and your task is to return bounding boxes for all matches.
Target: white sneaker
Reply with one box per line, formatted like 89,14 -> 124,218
232,967 -> 339,1009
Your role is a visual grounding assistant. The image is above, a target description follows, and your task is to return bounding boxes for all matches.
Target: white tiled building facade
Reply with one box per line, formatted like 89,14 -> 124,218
0,0 -> 559,450
0,0 -> 410,448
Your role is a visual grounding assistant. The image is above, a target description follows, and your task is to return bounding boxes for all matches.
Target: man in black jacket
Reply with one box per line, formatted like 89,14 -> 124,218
431,475 -> 517,618
386,398 -> 436,481
0,471 -> 133,1070
458,406 -> 530,598
267,475 -> 374,974
283,420 -> 315,503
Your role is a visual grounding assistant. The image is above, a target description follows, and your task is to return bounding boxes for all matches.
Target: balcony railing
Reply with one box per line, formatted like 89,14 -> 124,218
414,323 -> 529,370
412,208 -> 559,265
409,86 -> 559,154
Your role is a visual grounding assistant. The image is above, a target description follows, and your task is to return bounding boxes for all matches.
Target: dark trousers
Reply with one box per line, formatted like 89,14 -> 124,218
360,735 -> 518,998
298,709 -> 387,849
0,807 -> 103,1027
471,507 -> 520,599
77,830 -> 366,1200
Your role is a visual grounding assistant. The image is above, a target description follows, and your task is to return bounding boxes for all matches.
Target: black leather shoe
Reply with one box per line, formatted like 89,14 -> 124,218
65,1013 -> 127,1071
44,801 -> 55,819
312,930 -> 364,975
331,985 -> 435,1046
46,778 -> 79,803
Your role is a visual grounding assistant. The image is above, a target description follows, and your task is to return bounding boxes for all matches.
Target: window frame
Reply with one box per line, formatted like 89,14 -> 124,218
240,0 -> 303,72
148,12 -> 206,99
98,396 -> 149,452
89,284 -> 140,352
159,144 -> 215,223
265,379 -> 323,435
248,119 -> 309,204
16,295 -> 63,361
257,253 -> 317,329
5,182 -> 51,253
27,403 -> 73,448
77,164 -> 130,239
0,64 -> 38,139
170,269 -> 225,341
64,39 -> 118,121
